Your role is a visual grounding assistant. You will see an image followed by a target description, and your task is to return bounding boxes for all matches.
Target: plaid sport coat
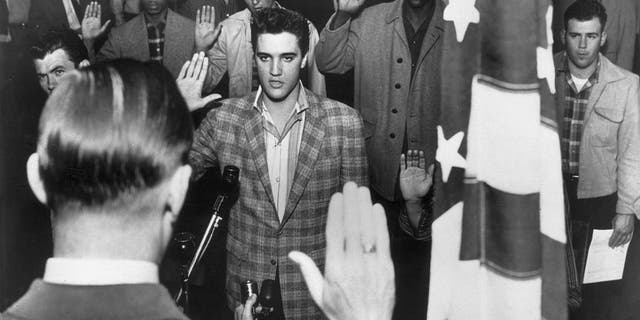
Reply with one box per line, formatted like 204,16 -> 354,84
189,87 -> 368,319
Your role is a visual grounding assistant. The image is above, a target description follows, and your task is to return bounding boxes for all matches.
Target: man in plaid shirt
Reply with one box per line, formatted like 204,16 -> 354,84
555,1 -> 640,318
189,8 -> 368,319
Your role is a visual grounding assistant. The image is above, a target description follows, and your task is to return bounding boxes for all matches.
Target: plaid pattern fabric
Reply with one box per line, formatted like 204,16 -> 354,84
190,87 -> 368,319
560,57 -> 599,174
146,20 -> 166,62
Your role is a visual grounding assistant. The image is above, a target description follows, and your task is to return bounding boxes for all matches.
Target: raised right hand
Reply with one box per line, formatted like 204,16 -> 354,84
195,5 -> 222,52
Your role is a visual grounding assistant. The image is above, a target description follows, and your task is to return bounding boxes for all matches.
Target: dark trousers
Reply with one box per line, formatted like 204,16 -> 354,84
372,190 -> 431,320
565,176 -> 640,320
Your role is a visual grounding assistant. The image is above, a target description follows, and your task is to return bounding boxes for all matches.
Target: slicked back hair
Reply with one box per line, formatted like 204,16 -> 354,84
250,8 -> 310,56
30,30 -> 89,67
37,59 -> 193,213
564,0 -> 607,32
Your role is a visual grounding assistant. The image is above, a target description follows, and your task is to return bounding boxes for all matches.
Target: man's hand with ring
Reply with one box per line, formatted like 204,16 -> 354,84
289,182 -> 395,320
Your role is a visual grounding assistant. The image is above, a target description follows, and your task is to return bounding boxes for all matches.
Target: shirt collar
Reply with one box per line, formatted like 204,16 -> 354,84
559,52 -> 601,84
144,10 -> 168,28
252,81 -> 309,115
43,258 -> 159,285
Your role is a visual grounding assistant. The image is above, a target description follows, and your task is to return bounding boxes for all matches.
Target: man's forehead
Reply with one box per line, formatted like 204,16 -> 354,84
255,32 -> 301,53
34,48 -> 75,72
567,17 -> 603,33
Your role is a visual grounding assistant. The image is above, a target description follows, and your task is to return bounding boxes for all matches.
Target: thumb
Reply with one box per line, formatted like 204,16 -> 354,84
100,20 -> 112,33
201,93 -> 221,105
288,251 -> 324,305
427,164 -> 435,177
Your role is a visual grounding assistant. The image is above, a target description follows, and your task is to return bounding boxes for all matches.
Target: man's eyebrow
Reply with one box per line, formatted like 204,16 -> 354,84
48,65 -> 67,73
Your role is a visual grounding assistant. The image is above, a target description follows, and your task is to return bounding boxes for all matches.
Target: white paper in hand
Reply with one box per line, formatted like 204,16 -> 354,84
583,229 -> 630,284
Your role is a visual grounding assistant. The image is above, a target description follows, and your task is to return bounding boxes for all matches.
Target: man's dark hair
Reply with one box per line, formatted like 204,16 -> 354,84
250,8 -> 310,56
563,0 -> 607,32
37,59 -> 193,212
30,30 -> 89,66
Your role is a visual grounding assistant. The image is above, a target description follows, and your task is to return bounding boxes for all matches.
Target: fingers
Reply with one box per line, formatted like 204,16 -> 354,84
288,251 -> 324,305
187,53 -> 199,77
209,5 -> 215,24
325,191 -> 345,275
342,182 -> 362,256
197,55 -> 209,81
193,52 -> 205,79
84,2 -> 91,19
400,153 -> 406,171
178,59 -> 190,79
97,3 -> 101,18
418,150 -> 425,169
241,294 -> 257,320
358,186 -> 376,255
609,230 -> 624,248
373,203 -> 391,262
197,8 -> 201,24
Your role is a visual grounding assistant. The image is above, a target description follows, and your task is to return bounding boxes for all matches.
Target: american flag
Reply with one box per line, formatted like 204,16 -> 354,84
427,0 -> 567,319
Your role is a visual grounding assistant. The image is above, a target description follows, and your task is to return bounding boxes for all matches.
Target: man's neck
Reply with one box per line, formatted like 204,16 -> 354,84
404,0 -> 433,30
144,9 -> 168,26
568,58 -> 598,80
262,83 -> 301,132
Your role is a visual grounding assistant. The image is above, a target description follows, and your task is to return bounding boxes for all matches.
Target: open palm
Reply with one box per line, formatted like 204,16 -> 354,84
399,150 -> 434,201
195,5 -> 222,51
82,2 -> 110,40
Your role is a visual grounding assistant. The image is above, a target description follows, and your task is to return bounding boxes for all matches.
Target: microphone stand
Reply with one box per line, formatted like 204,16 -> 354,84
175,165 -> 239,306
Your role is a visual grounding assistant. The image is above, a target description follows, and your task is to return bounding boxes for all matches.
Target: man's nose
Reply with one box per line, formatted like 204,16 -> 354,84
48,76 -> 58,92
270,60 -> 282,76
579,36 -> 587,48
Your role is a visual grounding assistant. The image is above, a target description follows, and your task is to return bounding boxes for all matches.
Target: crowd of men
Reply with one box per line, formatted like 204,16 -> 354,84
1,0 -> 640,319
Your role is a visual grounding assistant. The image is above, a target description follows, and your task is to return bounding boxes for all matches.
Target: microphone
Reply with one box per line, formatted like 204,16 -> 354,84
175,165 -> 240,304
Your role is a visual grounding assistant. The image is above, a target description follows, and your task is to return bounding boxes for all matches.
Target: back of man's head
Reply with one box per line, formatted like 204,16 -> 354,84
250,8 -> 310,56
564,0 -> 607,31
27,59 -> 193,260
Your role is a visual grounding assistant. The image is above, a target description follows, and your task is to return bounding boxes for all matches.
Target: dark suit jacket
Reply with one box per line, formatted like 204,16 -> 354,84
29,0 -> 113,36
189,87 -> 369,319
97,9 -> 195,78
2,279 -> 188,320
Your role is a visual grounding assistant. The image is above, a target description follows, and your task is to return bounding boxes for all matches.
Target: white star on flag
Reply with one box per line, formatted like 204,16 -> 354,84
443,0 -> 480,42
537,6 -> 556,94
436,125 -> 466,183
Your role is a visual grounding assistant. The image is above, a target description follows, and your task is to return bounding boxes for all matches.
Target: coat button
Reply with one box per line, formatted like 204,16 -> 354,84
397,58 -> 403,63
391,108 -> 398,113
270,259 -> 277,265
389,133 -> 396,139
395,83 -> 401,89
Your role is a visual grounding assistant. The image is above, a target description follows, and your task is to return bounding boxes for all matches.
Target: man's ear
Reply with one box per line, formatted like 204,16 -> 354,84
78,59 -> 90,68
300,52 -> 308,70
26,153 -> 47,205
162,165 -> 192,225
600,31 -> 607,47
560,29 -> 566,46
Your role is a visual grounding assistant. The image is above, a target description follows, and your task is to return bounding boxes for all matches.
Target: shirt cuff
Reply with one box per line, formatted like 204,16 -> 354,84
399,198 -> 432,241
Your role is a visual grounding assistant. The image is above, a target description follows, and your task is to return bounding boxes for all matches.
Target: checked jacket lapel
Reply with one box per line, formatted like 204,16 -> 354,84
279,97 -> 325,229
243,107 -> 278,219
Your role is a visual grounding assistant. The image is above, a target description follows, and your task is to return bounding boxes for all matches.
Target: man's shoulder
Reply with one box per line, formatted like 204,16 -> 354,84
204,97 -> 253,122
600,55 -> 640,86
168,9 -> 195,28
306,90 -> 361,121
110,14 -> 143,36
359,0 -> 398,19
222,9 -> 251,29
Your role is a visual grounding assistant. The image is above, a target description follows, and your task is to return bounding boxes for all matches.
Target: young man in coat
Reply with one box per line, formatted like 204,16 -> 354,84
555,2 -> 640,319
90,0 -> 195,77
189,8 -> 368,319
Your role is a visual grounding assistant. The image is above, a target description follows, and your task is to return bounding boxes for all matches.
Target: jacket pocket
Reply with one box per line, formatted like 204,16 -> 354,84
227,234 -> 250,268
589,107 -> 623,147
